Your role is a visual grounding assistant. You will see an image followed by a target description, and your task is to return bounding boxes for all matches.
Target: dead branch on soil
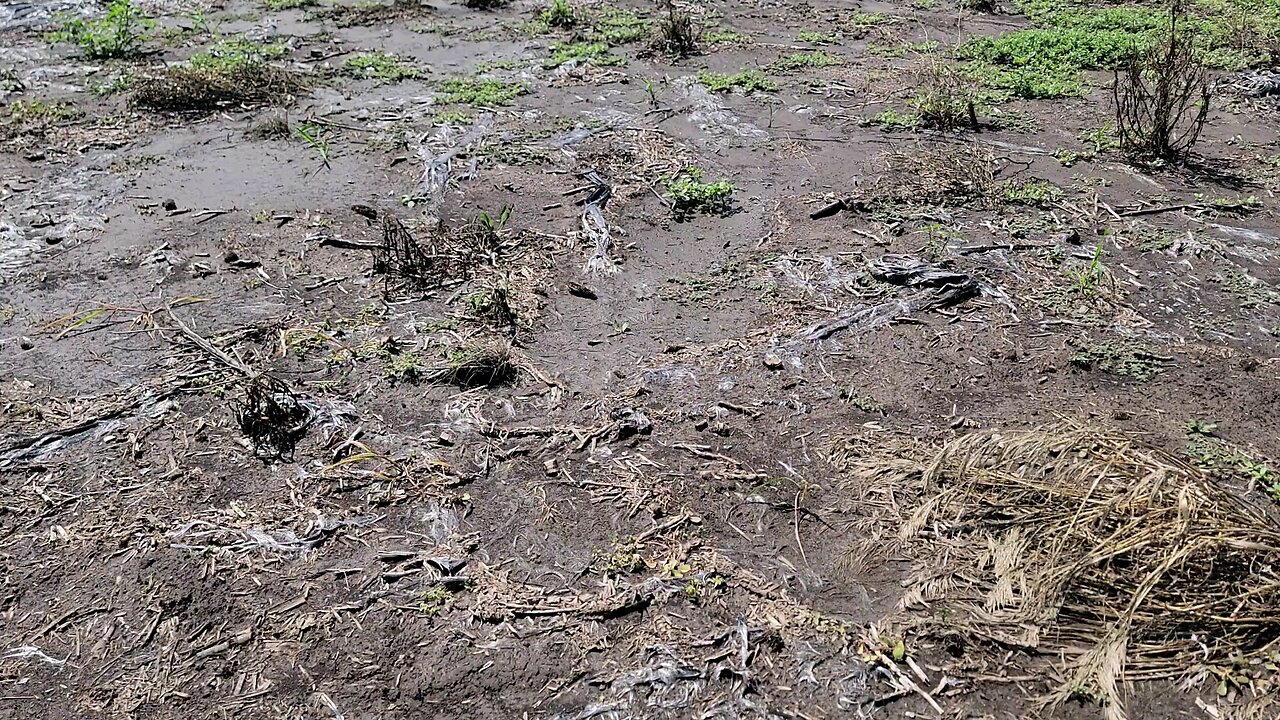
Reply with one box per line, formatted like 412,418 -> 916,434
840,422 -> 1280,720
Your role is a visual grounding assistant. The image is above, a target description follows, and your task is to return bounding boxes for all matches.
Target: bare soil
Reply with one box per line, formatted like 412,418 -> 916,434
3,0 -> 1280,718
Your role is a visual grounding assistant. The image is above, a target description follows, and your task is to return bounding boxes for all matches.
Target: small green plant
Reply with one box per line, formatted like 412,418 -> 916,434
547,41 -> 624,67
600,540 -> 646,575
697,68 -> 776,93
190,36 -> 289,72
437,77 -> 527,106
643,77 -> 659,107
474,204 -> 513,248
796,29 -> 840,44
384,347 -> 427,382
296,122 -> 332,169
1067,242 -> 1107,294
1000,179 -> 1063,207
702,28 -> 749,44
848,11 -> 891,33
769,50 -> 842,72
89,73 -> 131,96
433,109 -> 473,125
49,0 -> 154,59
541,0 -> 578,28
3,100 -> 83,138
590,8 -> 650,44
419,586 -> 453,615
1184,422 -> 1275,491
7,100 -> 82,123
963,61 -> 1084,99
665,167 -> 734,220
864,107 -> 921,131
1202,193 -> 1262,214
868,39 -> 940,58
839,390 -> 886,414
341,51 -> 425,83
1080,123 -> 1120,155
1068,336 -> 1168,381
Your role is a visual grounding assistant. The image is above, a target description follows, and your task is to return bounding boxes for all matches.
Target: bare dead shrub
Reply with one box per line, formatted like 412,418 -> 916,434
1112,9 -> 1211,163
235,374 -> 309,460
375,215 -> 483,295
652,0 -> 700,58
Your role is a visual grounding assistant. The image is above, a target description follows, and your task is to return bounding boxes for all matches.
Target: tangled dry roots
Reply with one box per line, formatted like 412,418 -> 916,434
132,65 -> 299,113
843,423 -> 1280,720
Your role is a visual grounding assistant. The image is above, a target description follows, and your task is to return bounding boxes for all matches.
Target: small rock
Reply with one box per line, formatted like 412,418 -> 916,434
437,430 -> 455,446
566,282 -> 597,300
19,337 -> 34,350
224,251 -> 239,264
23,150 -> 45,162
763,352 -> 783,370
162,199 -> 177,211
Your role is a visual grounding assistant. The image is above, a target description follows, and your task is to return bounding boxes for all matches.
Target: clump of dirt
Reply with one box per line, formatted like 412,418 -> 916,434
315,0 -> 432,25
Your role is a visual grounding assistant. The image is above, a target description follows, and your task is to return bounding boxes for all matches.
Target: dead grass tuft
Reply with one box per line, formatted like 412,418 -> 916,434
910,60 -> 977,132
132,64 -> 299,113
841,422 -> 1280,719
869,143 -> 995,206
434,340 -> 516,388
652,0 -> 700,58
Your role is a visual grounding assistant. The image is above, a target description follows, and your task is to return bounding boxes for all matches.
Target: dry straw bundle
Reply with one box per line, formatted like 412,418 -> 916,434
845,423 -> 1280,719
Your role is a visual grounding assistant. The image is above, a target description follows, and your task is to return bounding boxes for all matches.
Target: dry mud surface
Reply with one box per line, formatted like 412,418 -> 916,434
3,0 -> 1280,718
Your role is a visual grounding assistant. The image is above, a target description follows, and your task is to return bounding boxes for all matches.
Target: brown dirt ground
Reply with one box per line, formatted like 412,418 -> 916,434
2,0 -> 1280,718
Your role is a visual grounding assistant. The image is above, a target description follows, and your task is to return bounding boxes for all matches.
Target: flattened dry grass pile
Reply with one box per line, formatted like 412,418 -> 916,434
132,64 -> 299,113
868,143 -> 995,207
844,423 -> 1280,719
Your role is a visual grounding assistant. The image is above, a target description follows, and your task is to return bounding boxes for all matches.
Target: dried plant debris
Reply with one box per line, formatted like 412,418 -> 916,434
374,215 -> 484,294
842,423 -> 1280,720
433,340 -> 516,388
234,373 -> 310,459
868,144 -> 996,208
132,64 -> 299,112
315,0 -> 431,27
